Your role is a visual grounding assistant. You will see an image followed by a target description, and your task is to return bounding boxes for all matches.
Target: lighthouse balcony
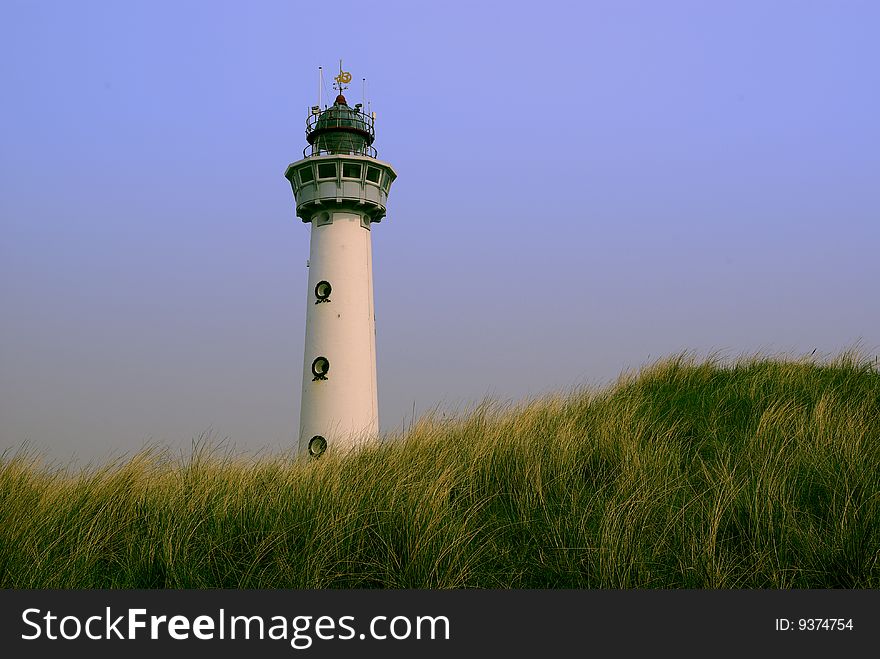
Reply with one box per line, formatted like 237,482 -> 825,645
285,154 -> 396,223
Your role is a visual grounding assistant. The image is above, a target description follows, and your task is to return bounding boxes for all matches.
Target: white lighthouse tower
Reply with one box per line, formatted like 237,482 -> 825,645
284,64 -> 397,458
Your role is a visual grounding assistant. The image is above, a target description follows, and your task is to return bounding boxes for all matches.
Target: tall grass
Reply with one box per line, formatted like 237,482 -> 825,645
1,354 -> 878,588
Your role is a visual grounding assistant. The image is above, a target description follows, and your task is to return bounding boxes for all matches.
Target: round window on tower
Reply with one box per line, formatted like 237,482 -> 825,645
308,435 -> 327,458
315,280 -> 332,303
311,356 -> 330,380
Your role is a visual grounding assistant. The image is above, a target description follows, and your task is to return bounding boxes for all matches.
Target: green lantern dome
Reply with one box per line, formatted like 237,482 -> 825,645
306,94 -> 375,156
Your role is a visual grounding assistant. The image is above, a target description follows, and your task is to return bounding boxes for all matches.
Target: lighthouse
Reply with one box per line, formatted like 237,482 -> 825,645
284,64 -> 397,457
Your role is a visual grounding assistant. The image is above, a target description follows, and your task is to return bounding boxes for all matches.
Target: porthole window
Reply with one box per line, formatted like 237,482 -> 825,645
342,162 -> 362,179
317,162 -> 337,179
365,166 -> 381,183
314,280 -> 332,303
311,356 -> 330,380
315,211 -> 331,226
298,167 -> 314,184
308,435 -> 327,458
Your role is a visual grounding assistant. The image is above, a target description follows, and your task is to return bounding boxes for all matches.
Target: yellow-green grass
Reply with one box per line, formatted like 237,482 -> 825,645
2,354 -> 878,588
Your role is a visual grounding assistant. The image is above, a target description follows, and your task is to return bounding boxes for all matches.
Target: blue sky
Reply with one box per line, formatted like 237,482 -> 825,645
2,0 -> 878,461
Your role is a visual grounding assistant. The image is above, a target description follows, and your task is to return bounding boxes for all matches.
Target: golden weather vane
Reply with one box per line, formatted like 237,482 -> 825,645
333,59 -> 352,92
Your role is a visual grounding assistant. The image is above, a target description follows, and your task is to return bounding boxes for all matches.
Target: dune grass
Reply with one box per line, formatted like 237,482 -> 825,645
1,353 -> 878,588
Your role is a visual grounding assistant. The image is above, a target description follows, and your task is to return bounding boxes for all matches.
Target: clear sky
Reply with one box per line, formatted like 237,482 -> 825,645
2,0 -> 878,462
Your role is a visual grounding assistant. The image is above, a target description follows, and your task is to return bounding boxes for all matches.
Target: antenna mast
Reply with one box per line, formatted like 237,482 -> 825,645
318,66 -> 323,108
333,59 -> 351,96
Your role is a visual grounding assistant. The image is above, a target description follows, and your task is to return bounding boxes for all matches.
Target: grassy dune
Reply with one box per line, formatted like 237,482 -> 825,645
1,354 -> 878,588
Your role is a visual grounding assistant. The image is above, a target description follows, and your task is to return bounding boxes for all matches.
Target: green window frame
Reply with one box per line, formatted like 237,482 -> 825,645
317,162 -> 337,179
342,162 -> 362,179
365,166 -> 381,183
